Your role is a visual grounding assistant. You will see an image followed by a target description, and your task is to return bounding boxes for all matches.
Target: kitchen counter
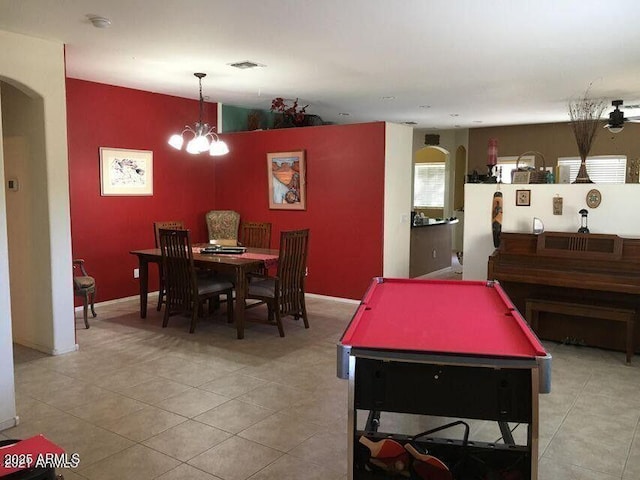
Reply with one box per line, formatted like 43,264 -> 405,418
409,218 -> 458,277
411,217 -> 459,228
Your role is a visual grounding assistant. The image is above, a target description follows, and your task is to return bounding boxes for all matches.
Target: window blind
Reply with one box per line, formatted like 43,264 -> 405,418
414,163 -> 445,207
557,156 -> 626,184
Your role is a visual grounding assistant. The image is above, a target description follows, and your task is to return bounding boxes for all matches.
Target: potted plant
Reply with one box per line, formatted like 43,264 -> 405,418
270,97 -> 308,128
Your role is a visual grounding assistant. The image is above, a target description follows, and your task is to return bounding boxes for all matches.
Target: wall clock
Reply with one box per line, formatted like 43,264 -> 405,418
586,189 -> 601,208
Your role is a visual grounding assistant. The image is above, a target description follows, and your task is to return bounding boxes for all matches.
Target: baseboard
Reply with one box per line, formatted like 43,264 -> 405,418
0,416 -> 19,431
74,291 -> 159,312
13,338 -> 78,356
305,293 -> 360,304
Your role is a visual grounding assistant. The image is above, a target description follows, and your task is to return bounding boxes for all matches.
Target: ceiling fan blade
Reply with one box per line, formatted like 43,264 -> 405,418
626,116 -> 640,123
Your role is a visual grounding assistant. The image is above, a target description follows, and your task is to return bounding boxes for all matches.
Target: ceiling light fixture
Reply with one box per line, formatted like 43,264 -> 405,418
168,73 -> 229,156
88,15 -> 111,28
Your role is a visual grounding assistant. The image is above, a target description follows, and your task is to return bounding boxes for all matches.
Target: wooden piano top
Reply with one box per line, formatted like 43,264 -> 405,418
488,232 -> 640,294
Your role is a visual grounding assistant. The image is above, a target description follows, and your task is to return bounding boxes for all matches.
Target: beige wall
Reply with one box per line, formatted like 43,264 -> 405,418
0,29 -> 75,429
468,122 -> 640,174
383,122 -> 413,278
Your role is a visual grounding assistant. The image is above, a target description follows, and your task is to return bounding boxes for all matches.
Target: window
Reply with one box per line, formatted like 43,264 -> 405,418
413,163 -> 445,208
557,156 -> 627,183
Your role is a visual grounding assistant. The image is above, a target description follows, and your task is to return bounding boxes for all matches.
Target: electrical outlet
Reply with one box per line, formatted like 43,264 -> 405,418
133,268 -> 139,278
432,249 -> 437,259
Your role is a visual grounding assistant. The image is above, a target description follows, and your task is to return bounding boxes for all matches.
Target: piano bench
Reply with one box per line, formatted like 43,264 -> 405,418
525,299 -> 635,364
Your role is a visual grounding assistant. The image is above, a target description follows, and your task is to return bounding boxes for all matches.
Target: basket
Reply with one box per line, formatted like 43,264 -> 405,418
512,151 -> 547,184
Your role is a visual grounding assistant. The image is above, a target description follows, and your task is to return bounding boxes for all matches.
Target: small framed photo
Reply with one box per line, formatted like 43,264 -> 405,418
516,189 -> 531,206
512,170 -> 531,184
100,147 -> 153,196
267,150 -> 306,210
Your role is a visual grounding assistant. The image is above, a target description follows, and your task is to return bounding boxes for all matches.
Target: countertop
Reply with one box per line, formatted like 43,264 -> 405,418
411,218 -> 459,228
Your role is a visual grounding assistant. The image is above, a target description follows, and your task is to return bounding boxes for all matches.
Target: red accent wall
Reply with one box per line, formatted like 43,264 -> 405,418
215,124 -> 385,299
67,78 -> 386,302
66,79 -> 219,302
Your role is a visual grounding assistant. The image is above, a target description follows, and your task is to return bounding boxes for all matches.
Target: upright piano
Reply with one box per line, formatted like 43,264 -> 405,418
488,231 -> 640,353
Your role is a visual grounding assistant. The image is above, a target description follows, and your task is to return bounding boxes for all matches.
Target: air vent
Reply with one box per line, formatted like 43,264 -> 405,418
229,61 -> 263,70
425,134 -> 440,145
403,121 -> 417,125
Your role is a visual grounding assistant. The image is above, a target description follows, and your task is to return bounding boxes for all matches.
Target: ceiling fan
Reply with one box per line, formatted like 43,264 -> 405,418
604,99 -> 640,133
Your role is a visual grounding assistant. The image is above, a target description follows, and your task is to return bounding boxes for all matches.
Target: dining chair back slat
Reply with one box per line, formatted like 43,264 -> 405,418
159,228 -> 234,333
246,228 -> 310,336
153,221 -> 185,311
154,221 -> 185,248
277,229 -> 309,316
240,222 -> 272,249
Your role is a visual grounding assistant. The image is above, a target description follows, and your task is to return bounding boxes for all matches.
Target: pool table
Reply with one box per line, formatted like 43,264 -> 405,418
337,277 -> 551,480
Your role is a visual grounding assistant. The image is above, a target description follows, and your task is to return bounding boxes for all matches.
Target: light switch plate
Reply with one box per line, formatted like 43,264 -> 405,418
7,178 -> 19,191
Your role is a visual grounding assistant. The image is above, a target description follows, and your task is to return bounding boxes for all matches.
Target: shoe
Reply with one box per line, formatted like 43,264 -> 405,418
359,436 -> 410,476
404,443 -> 452,480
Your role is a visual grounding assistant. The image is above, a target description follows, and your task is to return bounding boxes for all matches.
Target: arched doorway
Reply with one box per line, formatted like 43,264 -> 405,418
413,145 -> 450,218
0,37 -> 76,428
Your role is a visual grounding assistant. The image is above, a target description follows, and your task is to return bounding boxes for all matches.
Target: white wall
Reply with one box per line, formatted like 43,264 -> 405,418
0,90 -> 16,431
0,29 -> 75,429
463,183 -> 640,281
383,122 -> 414,277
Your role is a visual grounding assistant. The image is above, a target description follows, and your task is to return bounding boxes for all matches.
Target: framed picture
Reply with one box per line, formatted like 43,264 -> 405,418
267,150 -> 306,210
512,170 -> 531,184
516,189 -> 531,206
100,147 -> 153,196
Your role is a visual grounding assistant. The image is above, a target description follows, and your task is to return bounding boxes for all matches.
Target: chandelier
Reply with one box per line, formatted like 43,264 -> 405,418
168,73 -> 229,156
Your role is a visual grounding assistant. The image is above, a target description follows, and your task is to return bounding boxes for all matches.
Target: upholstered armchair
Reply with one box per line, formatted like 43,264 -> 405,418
205,210 -> 240,245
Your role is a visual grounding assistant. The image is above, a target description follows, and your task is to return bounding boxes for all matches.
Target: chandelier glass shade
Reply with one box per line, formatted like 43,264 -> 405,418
168,73 -> 229,156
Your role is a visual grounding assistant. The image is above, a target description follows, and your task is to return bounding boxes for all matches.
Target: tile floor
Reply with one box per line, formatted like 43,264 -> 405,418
5,289 -> 640,480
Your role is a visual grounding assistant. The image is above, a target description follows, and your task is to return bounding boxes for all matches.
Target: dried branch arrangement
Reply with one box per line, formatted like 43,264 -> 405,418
568,90 -> 606,159
568,89 -> 606,183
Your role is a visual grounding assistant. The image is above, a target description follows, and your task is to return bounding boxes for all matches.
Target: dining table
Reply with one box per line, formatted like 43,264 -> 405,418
129,246 -> 279,339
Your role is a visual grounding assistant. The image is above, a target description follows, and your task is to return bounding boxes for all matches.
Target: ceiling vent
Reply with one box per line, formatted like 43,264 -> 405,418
425,134 -> 440,146
229,61 -> 263,70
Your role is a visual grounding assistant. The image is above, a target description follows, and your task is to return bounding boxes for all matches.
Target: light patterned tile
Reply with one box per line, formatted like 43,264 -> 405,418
247,453 -> 343,480
99,406 -> 186,442
238,411 -> 324,452
79,444 -> 180,480
199,374 -> 269,398
188,436 -> 282,480
156,464 -> 223,480
194,399 -> 275,434
289,431 -> 348,476
143,420 -> 231,461
154,388 -> 229,418
118,378 -> 192,404
67,393 -> 147,425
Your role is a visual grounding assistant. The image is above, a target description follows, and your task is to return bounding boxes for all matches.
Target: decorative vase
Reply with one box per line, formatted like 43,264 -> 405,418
573,157 -> 593,183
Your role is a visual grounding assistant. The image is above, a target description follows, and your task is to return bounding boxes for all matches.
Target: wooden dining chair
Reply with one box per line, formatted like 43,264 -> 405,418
205,210 -> 240,245
159,228 -> 234,333
246,229 -> 310,337
154,221 -> 185,311
240,222 -> 272,249
73,258 -> 97,329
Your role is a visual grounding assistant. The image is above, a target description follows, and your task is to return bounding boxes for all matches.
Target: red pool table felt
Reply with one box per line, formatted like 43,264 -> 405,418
341,278 -> 546,359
